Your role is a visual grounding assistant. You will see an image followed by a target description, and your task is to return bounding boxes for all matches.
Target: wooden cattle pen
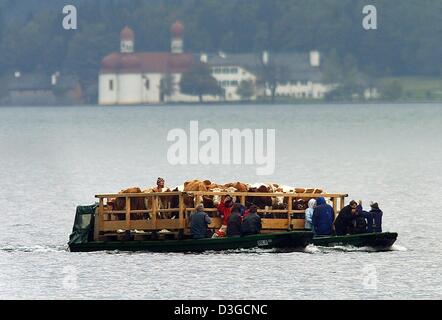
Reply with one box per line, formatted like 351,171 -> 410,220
93,191 -> 348,241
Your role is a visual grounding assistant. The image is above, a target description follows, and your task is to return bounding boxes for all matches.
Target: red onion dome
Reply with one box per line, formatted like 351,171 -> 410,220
120,26 -> 134,40
171,21 -> 184,37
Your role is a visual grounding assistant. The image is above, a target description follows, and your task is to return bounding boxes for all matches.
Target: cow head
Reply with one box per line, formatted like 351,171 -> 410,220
272,187 -> 285,208
225,186 -> 238,203
210,187 -> 223,206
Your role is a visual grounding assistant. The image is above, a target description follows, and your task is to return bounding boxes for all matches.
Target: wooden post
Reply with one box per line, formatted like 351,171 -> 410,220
152,195 -> 158,230
287,196 -> 292,230
240,196 -> 245,206
332,197 -> 338,219
94,197 -> 104,241
108,198 -> 115,221
125,196 -> 131,230
179,194 -> 185,229
340,196 -> 345,211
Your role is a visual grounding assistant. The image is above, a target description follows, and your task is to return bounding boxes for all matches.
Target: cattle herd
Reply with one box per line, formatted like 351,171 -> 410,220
108,180 -> 324,220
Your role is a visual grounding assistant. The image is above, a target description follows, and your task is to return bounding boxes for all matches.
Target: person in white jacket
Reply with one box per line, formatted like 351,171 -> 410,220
305,199 -> 316,232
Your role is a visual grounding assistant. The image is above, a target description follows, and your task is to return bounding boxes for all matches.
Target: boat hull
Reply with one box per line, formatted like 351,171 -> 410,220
69,231 -> 313,253
312,232 -> 398,249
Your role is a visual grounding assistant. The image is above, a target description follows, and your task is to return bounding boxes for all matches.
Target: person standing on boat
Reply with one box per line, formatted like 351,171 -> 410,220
154,177 -> 165,192
227,204 -> 242,237
368,202 -> 383,233
352,200 -> 370,234
217,195 -> 234,225
241,205 -> 262,236
334,200 -> 358,235
312,197 -> 334,235
354,209 -> 368,234
211,196 -> 234,238
304,199 -> 316,232
189,204 -> 212,239
234,198 -> 247,217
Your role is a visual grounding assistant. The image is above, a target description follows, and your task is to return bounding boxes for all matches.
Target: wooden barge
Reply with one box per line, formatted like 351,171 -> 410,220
68,190 -> 397,252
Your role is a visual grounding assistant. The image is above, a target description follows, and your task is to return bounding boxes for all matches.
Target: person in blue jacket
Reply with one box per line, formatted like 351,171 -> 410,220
355,201 -> 383,233
312,197 -> 335,236
365,202 -> 383,233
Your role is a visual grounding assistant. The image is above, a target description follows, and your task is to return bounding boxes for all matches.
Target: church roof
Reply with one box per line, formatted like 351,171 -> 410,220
100,52 -> 196,74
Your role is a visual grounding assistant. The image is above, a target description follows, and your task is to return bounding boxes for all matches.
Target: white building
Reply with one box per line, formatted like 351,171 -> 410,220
205,51 -> 331,101
204,53 -> 258,101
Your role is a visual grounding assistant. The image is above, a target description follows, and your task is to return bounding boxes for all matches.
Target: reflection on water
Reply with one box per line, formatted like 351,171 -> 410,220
0,103 -> 441,299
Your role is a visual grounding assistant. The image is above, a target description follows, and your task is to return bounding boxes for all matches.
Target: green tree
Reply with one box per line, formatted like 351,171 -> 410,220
380,81 -> 403,101
236,80 -> 255,101
160,73 -> 175,102
323,52 -> 370,101
1,0 -> 442,84
64,23 -> 115,81
180,63 -> 223,102
257,61 -> 289,102
0,74 -> 9,102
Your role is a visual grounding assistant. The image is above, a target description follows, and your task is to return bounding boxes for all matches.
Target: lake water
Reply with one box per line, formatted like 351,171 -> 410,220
0,103 -> 441,299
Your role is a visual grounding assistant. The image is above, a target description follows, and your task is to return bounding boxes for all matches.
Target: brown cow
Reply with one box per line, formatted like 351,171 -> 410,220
162,187 -> 180,219
142,186 -> 181,219
183,179 -> 210,208
223,182 -> 249,192
206,185 -> 239,208
183,180 -> 245,210
246,184 -> 273,209
111,187 -> 147,220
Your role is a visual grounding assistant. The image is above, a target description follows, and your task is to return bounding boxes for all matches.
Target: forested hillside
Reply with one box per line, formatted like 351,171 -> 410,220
0,0 -> 441,80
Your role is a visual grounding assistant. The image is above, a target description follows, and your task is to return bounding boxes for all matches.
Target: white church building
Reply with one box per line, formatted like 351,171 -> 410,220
99,22 -> 204,105
99,22 -> 332,105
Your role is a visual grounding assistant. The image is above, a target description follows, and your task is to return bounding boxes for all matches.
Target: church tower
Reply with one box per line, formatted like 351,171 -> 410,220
170,21 -> 184,54
120,26 -> 134,53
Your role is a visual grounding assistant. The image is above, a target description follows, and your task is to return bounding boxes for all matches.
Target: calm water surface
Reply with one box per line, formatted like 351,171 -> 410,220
0,103 -> 441,299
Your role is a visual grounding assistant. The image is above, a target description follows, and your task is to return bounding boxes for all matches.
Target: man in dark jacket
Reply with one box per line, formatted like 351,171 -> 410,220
241,205 -> 262,236
354,210 -> 368,234
227,205 -> 242,237
360,210 -> 374,233
369,202 -> 383,233
334,200 -> 358,235
312,197 -> 334,236
189,204 -> 211,239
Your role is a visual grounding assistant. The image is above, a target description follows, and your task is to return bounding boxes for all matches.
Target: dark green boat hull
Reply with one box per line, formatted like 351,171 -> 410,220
69,231 -> 313,253
312,232 -> 398,249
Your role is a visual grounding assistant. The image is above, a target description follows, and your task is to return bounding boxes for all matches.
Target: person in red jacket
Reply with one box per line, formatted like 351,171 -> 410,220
211,196 -> 234,238
217,195 -> 233,225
